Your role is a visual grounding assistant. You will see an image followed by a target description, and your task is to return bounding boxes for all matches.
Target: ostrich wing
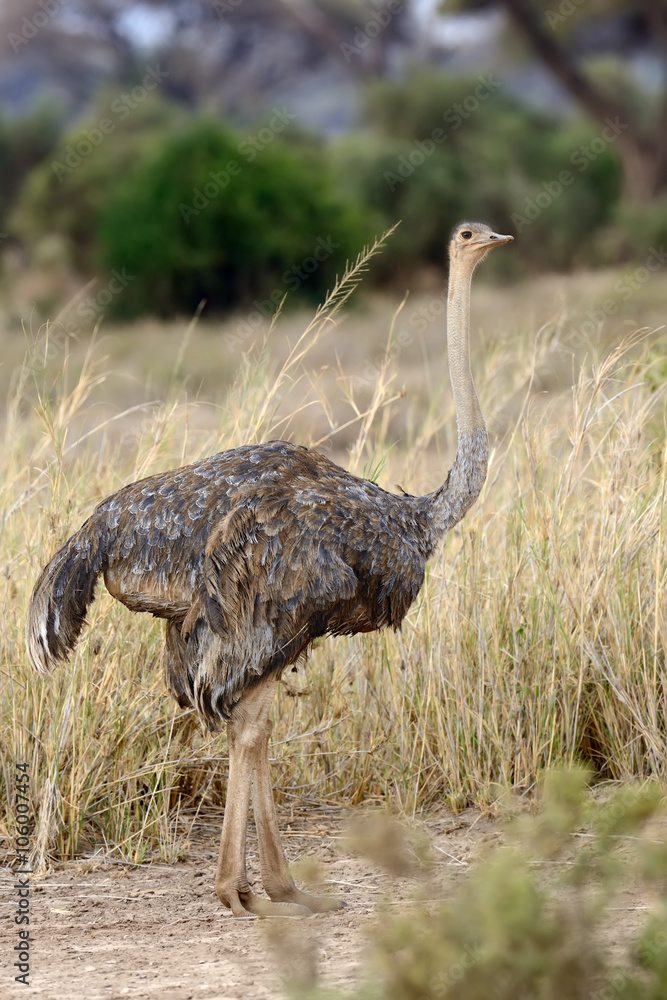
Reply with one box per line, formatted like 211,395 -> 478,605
178,503 -> 358,726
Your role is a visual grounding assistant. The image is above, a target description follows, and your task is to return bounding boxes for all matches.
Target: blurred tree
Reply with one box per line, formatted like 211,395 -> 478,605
453,0 -> 667,202
0,0 -> 138,111
0,106 -> 61,237
0,0 -> 412,122
347,67 -> 622,274
13,94 -> 186,272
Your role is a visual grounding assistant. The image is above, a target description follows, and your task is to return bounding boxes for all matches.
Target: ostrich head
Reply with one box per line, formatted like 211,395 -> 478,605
448,221 -> 513,269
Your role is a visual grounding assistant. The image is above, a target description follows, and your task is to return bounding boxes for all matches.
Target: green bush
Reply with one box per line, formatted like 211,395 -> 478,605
0,104 -> 61,235
12,94 -> 185,272
97,119 -> 371,318
331,131 -> 473,278
510,117 -> 622,270
334,67 -> 624,276
612,196 -> 667,260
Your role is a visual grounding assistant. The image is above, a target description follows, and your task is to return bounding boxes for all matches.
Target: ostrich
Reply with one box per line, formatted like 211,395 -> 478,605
26,221 -> 512,917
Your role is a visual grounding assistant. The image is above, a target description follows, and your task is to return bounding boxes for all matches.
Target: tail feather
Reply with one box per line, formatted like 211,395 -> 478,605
26,522 -> 107,675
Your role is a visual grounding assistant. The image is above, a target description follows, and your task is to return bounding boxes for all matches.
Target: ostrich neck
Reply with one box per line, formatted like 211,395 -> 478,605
422,258 -> 489,542
447,260 -> 484,435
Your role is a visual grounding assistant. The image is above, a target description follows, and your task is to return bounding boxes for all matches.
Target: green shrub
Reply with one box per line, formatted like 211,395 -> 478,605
612,196 -> 667,260
330,132 -> 472,277
12,93 -> 185,272
510,117 -> 623,270
335,67 -> 624,276
0,104 -> 61,234
97,119 -> 371,318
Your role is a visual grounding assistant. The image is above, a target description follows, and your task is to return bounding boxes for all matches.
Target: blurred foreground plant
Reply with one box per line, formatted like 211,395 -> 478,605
294,769 -> 667,1000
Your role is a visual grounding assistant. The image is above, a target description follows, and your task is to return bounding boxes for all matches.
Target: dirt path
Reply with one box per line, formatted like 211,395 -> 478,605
1,806 -> 498,1000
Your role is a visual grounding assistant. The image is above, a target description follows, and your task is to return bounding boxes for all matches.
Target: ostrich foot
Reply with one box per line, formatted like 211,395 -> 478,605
216,882 -> 310,918
267,884 -> 345,914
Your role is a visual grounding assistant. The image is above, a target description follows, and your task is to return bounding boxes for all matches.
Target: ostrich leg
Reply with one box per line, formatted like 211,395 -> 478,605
251,679 -> 344,913
214,679 -> 310,917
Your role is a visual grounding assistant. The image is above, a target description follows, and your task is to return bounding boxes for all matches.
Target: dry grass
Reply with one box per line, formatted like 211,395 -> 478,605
1,241 -> 665,866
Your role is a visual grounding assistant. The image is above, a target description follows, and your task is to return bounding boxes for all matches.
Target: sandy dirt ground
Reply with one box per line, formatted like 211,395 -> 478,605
1,806 -> 502,1000
1,804 -> 650,1000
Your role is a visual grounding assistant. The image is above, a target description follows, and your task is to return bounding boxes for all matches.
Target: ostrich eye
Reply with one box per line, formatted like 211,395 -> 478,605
461,230 -> 472,240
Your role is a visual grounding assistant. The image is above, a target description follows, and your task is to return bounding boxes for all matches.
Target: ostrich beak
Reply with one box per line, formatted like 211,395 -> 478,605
480,232 -> 514,247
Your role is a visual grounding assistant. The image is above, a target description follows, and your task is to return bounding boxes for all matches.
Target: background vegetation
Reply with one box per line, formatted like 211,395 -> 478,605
0,71 -> 649,319
1,1 -> 666,322
0,66 -> 662,319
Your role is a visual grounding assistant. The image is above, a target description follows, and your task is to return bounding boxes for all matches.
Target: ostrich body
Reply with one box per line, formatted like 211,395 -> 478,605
26,222 -> 512,917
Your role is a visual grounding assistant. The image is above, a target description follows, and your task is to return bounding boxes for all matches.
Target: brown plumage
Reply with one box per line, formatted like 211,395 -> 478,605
26,222 -> 513,916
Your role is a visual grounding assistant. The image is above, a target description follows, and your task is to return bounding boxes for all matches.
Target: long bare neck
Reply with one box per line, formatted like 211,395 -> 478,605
447,259 -> 485,435
423,255 -> 489,540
